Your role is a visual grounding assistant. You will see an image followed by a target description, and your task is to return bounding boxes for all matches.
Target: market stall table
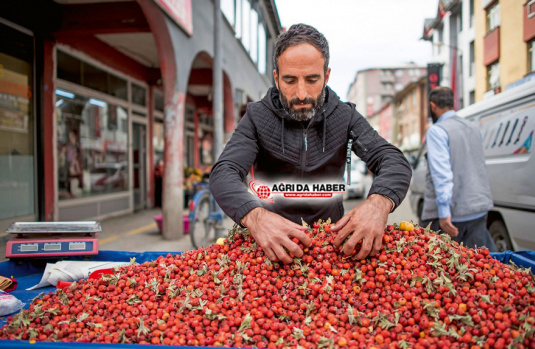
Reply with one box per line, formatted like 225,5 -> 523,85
0,249 -> 534,348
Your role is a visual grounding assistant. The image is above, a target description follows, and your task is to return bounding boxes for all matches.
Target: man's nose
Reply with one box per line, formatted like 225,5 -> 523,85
296,81 -> 308,101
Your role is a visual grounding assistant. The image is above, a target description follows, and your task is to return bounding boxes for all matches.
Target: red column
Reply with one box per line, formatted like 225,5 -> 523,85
43,40 -> 56,221
147,86 -> 155,207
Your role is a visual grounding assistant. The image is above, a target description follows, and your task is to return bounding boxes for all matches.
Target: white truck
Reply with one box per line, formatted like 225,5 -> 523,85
409,80 -> 535,251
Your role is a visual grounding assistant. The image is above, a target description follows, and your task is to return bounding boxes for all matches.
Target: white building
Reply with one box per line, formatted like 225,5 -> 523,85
423,0 -> 476,108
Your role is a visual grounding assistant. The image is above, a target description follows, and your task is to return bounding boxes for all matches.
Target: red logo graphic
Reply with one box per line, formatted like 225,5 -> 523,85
249,180 -> 274,203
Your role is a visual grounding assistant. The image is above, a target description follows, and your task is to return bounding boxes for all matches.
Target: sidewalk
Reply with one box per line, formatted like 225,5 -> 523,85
0,209 -> 236,262
97,208 -> 235,253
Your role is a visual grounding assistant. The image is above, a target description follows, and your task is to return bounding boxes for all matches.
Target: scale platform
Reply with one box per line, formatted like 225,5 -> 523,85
5,221 -> 100,258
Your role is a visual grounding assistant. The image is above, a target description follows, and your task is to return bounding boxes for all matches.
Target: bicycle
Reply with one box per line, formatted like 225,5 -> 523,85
188,180 -> 227,249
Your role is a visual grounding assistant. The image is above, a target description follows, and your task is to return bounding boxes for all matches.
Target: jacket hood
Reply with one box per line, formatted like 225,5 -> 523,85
260,86 -> 341,126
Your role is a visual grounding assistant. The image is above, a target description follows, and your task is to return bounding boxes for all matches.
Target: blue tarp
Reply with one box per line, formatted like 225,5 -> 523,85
0,249 -> 533,348
490,250 -> 535,270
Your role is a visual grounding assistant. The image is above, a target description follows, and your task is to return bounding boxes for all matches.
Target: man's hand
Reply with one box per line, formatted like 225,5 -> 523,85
439,217 -> 459,237
241,207 -> 311,264
331,194 -> 391,259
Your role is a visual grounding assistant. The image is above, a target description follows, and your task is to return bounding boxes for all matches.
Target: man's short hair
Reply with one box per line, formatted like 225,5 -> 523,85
429,86 -> 454,109
273,24 -> 330,73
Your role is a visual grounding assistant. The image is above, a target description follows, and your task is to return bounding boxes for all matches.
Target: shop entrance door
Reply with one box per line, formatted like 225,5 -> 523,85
133,123 -> 146,211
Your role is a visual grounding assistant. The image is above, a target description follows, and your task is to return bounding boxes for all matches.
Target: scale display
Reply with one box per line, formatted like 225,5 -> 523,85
8,240 -> 96,256
5,221 -> 100,258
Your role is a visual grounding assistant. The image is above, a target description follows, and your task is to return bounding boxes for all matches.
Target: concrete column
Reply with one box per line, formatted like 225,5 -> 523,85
137,0 -> 184,239
162,91 -> 185,240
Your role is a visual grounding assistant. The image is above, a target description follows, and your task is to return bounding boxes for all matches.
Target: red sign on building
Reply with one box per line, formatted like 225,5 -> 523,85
153,0 -> 193,36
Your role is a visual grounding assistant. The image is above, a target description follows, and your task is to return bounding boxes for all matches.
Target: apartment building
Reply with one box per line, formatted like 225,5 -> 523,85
346,65 -> 426,118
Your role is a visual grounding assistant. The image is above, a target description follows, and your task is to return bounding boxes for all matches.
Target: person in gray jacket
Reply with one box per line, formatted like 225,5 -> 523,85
421,86 -> 497,251
210,24 -> 412,263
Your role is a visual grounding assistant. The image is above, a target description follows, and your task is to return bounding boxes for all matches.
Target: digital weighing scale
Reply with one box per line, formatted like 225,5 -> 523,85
5,221 -> 100,258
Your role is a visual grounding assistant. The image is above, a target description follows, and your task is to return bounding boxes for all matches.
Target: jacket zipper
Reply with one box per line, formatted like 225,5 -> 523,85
300,111 -> 325,177
301,128 -> 308,177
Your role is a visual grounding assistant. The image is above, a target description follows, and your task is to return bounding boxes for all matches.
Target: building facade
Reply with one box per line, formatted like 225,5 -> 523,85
0,0 -> 281,235
392,77 -> 428,154
425,0 -> 535,105
422,0 -> 471,108
368,103 -> 393,144
346,65 -> 426,118
476,0 -> 535,100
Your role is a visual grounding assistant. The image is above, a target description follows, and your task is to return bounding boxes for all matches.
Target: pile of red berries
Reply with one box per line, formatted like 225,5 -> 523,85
1,221 -> 534,349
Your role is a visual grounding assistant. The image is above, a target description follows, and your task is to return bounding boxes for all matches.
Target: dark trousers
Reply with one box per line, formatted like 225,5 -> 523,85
421,214 -> 497,252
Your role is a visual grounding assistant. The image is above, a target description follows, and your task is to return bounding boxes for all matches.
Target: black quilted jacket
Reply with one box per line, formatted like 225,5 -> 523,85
210,86 -> 411,226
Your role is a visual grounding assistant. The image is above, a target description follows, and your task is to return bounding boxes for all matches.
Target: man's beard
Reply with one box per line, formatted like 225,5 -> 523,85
279,85 -> 326,122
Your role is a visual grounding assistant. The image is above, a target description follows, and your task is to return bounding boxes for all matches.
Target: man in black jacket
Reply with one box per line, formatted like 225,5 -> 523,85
210,24 -> 411,264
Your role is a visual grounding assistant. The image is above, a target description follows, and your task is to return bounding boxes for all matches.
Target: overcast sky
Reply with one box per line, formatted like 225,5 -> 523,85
275,0 -> 439,99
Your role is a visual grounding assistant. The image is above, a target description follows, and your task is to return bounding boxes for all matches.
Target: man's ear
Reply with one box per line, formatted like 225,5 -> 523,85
429,101 -> 436,111
273,69 -> 279,89
324,68 -> 331,85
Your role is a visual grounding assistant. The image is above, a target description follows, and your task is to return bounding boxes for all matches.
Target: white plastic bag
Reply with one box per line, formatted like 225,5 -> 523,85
0,290 -> 25,316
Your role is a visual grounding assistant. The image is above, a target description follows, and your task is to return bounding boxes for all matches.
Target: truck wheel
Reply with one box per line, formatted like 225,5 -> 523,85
489,220 -> 513,252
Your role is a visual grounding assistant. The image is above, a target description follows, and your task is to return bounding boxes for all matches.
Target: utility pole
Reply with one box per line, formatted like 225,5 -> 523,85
213,0 -> 223,159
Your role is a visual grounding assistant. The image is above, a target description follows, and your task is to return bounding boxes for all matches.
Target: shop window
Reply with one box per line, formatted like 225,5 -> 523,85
250,8 -> 258,63
154,89 -> 164,112
486,2 -> 500,33
108,74 -> 127,100
258,22 -> 266,75
242,0 -> 251,53
0,22 -> 36,220
81,61 -> 107,95
469,90 -> 475,105
131,83 -> 147,107
221,0 -> 235,28
200,131 -> 214,165
57,50 -> 127,101
56,89 -> 129,200
235,0 -> 242,39
487,61 -> 500,91
57,51 -> 81,85
153,119 -> 164,164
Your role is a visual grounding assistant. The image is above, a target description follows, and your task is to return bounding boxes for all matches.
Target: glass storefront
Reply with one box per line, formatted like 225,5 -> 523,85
56,90 -> 129,200
153,119 -> 164,164
0,22 -> 36,220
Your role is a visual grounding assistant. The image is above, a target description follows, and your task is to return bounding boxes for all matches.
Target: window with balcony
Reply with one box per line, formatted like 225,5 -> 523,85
459,5 -> 463,32
469,90 -> 475,105
470,0 -> 475,28
487,2 -> 500,33
469,41 -> 475,76
487,61 -> 500,91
